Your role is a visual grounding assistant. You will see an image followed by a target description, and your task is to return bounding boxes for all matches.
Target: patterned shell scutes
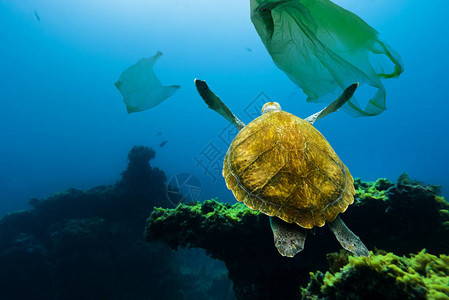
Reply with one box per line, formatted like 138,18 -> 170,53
223,111 -> 354,229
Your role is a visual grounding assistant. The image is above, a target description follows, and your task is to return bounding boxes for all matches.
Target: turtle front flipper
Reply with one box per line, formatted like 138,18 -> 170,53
270,217 -> 306,258
304,83 -> 359,125
194,79 -> 246,130
328,215 -> 369,257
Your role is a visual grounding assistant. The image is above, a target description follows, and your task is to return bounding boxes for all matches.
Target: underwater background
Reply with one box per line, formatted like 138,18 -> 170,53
1,0 -> 449,299
1,0 -> 449,214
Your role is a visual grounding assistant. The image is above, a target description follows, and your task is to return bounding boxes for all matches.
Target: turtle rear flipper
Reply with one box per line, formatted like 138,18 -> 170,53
328,215 -> 369,257
270,217 -> 306,258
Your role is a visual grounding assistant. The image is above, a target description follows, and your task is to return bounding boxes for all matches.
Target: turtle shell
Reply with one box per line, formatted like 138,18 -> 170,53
223,110 -> 354,229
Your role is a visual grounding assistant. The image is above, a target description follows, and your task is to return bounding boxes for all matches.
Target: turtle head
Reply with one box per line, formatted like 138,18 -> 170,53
262,102 -> 281,114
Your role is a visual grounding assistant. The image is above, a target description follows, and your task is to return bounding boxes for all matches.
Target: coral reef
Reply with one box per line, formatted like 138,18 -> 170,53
301,250 -> 449,300
0,146 -> 232,300
146,175 -> 449,299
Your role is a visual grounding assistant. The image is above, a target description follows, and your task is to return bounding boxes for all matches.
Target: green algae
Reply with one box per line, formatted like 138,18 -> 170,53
302,250 -> 449,300
152,199 -> 260,224
354,174 -> 446,205
436,196 -> 449,208
435,197 -> 449,230
354,178 -> 393,201
146,199 -> 263,251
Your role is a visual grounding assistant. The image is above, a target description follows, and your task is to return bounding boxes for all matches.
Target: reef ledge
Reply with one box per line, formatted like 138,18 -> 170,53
146,174 -> 449,300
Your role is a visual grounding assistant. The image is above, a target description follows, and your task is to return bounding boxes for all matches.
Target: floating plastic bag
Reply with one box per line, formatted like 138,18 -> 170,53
251,0 -> 403,116
115,51 -> 180,113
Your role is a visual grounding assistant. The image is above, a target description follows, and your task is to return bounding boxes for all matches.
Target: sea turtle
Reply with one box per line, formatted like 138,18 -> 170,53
195,79 -> 369,258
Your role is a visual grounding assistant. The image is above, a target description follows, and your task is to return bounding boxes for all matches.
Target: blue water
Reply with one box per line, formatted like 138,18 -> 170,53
1,0 -> 448,215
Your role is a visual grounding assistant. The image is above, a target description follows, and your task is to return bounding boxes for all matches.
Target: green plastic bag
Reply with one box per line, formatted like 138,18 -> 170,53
251,0 -> 403,116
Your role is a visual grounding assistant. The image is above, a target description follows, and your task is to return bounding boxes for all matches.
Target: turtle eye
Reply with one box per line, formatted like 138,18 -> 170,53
262,102 -> 281,114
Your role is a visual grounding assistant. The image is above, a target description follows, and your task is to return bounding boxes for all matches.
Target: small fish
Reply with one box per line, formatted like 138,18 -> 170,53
156,132 -> 162,136
159,140 -> 168,147
34,10 -> 40,22
245,47 -> 252,52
